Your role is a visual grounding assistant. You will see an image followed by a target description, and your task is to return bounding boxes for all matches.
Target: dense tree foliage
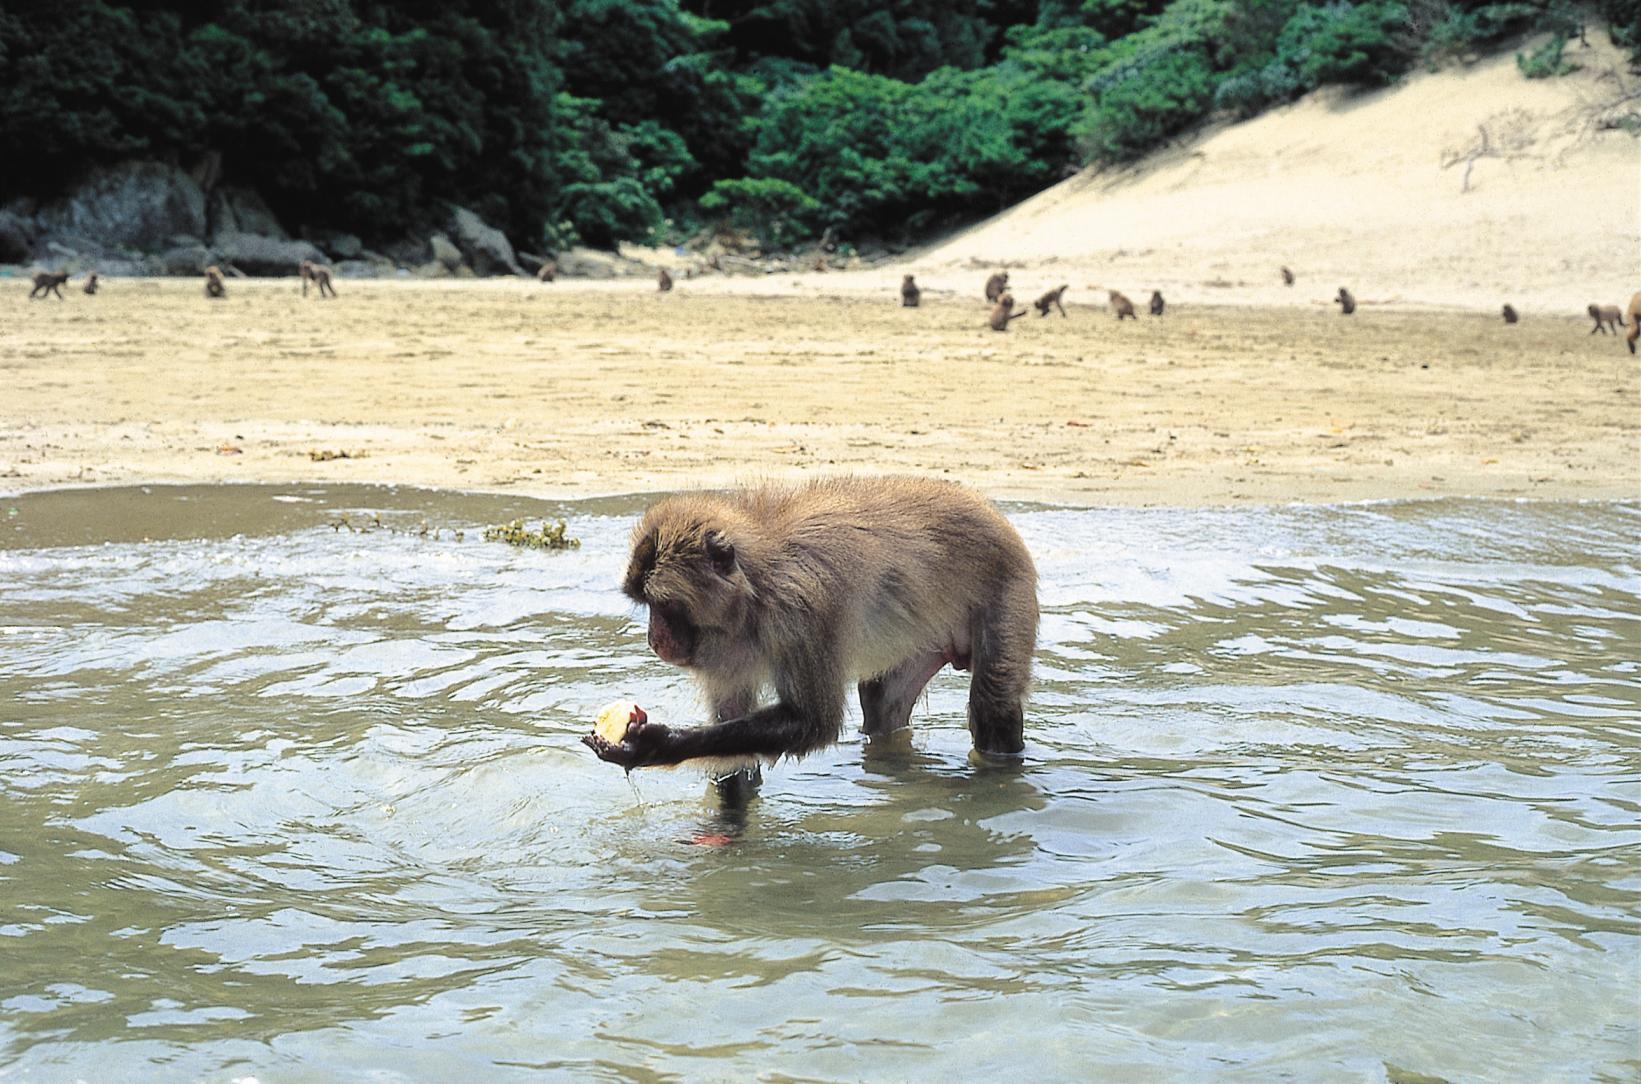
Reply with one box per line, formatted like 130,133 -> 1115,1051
1,0 -> 1633,255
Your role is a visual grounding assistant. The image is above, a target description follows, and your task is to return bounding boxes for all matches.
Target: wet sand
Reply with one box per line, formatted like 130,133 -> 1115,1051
2,277 -> 1635,504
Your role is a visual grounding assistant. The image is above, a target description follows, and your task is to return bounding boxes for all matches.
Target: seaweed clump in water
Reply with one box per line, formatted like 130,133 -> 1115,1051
483,518 -> 580,550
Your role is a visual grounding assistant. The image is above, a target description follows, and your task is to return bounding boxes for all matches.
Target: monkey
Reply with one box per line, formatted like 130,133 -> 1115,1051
1281,266 -> 1295,287
584,476 -> 1039,804
1588,303 -> 1622,335
813,255 -> 828,273
299,259 -> 337,298
658,268 -> 673,292
989,293 -> 1029,331
1033,285 -> 1068,318
82,271 -> 99,295
1335,287 -> 1355,315
1626,292 -> 1641,355
28,271 -> 69,300
984,271 -> 1009,303
900,274 -> 920,307
1149,290 -> 1165,316
537,260 -> 557,282
1109,290 -> 1136,320
1501,303 -> 1518,324
204,266 -> 227,299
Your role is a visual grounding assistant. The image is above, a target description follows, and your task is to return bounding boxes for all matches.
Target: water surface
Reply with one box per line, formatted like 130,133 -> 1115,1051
2,486 -> 1637,1081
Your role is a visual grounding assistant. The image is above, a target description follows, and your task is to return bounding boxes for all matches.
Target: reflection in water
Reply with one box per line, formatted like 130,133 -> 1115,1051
1,486 -> 1637,1079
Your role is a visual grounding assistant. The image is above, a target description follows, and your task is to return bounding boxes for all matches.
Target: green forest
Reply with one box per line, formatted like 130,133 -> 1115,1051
2,0 -> 1636,254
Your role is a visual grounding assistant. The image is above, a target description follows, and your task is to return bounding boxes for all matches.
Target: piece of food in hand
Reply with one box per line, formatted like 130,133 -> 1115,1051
592,700 -> 647,744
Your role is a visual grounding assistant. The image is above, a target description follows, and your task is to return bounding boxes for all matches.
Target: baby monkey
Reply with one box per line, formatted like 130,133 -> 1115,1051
587,477 -> 1039,801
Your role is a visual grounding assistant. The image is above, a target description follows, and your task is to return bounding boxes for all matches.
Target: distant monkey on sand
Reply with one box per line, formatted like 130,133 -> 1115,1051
1281,266 -> 1295,287
28,271 -> 68,300
1588,303 -> 1621,334
1034,285 -> 1068,317
204,266 -> 227,299
989,293 -> 1028,331
300,260 -> 337,298
901,275 -> 920,307
985,271 -> 1009,303
1149,290 -> 1165,316
658,268 -> 673,292
82,271 -> 100,295
1625,292 -> 1640,354
1335,287 -> 1355,315
1501,304 -> 1518,324
1109,291 -> 1136,320
537,260 -> 557,282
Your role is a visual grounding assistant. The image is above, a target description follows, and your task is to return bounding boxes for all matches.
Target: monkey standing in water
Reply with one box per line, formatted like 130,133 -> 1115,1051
1335,287 -> 1355,315
901,274 -> 921,307
1501,304 -> 1518,324
1148,290 -> 1165,316
989,293 -> 1028,331
299,260 -> 337,298
82,272 -> 100,295
984,271 -> 1009,303
28,271 -> 69,300
204,266 -> 227,299
1588,303 -> 1622,334
658,268 -> 673,292
1626,292 -> 1641,354
584,477 -> 1039,803
1108,290 -> 1136,320
1034,285 -> 1068,317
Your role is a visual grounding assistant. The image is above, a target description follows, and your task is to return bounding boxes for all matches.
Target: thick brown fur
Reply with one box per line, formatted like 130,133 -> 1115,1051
989,293 -> 1027,331
204,266 -> 227,299
1501,303 -> 1518,324
587,477 -> 1039,788
1588,303 -> 1621,334
901,274 -> 920,307
1281,266 -> 1295,286
1148,290 -> 1165,316
1034,285 -> 1068,317
29,271 -> 68,300
1109,290 -> 1136,320
658,268 -> 673,292
1625,292 -> 1641,355
299,259 -> 337,298
984,271 -> 1009,303
1335,287 -> 1355,315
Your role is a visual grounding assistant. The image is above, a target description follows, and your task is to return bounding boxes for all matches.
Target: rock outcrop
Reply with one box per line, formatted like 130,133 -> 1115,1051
30,161 -> 207,255
446,206 -> 523,276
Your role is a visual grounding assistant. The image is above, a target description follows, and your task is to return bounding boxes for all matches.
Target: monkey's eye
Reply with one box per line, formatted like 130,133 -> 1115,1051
704,531 -> 736,576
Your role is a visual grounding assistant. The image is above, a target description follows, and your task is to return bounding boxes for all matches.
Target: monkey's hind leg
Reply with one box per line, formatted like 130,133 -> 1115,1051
967,580 -> 1037,761
859,651 -> 947,744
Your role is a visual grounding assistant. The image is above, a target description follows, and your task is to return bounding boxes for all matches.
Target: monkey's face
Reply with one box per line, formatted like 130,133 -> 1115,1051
623,511 -> 749,669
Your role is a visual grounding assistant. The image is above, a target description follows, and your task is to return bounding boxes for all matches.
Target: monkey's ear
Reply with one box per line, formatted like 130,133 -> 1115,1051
704,530 -> 736,576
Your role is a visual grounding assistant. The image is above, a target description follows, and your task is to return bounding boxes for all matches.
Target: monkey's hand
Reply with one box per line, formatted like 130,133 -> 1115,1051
581,718 -> 677,770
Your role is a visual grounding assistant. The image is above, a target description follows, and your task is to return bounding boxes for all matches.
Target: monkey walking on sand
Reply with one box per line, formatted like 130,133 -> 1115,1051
1335,287 -> 1356,315
584,477 -> 1039,805
901,275 -> 921,307
299,260 -> 337,298
989,293 -> 1029,331
984,271 -> 1009,303
28,271 -> 69,300
1501,303 -> 1518,324
1034,285 -> 1068,317
1588,303 -> 1622,334
1109,290 -> 1136,320
204,266 -> 227,299
1149,290 -> 1165,316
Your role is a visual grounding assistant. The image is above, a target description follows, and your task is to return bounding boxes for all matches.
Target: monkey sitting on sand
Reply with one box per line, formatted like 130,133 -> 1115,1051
1109,290 -> 1136,320
901,274 -> 920,307
204,266 -> 227,299
1148,290 -> 1165,316
658,268 -> 673,292
1501,303 -> 1518,324
989,293 -> 1028,331
1335,287 -> 1355,315
984,271 -> 1009,303
82,271 -> 100,295
584,477 -> 1039,804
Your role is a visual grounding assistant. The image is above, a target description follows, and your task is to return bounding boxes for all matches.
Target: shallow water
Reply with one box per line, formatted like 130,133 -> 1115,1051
1,485 -> 1637,1081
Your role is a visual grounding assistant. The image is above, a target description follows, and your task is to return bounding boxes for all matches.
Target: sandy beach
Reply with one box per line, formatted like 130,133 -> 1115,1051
2,276 -> 1635,505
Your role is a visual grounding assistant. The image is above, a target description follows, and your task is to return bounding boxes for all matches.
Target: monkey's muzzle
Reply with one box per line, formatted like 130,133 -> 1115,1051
647,604 -> 695,666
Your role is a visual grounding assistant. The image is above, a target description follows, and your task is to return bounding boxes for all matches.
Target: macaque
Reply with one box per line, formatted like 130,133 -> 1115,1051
1034,285 -> 1068,317
28,271 -> 69,300
1109,290 -> 1136,320
585,477 -> 1039,802
204,266 -> 227,299
901,274 -> 921,307
989,293 -> 1028,331
537,260 -> 557,282
82,271 -> 100,296
299,259 -> 337,298
1588,303 -> 1622,334
1335,287 -> 1355,315
1148,290 -> 1165,316
1626,292 -> 1641,355
1501,303 -> 1518,324
1281,266 -> 1295,286
984,271 -> 1009,303
658,268 -> 674,292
